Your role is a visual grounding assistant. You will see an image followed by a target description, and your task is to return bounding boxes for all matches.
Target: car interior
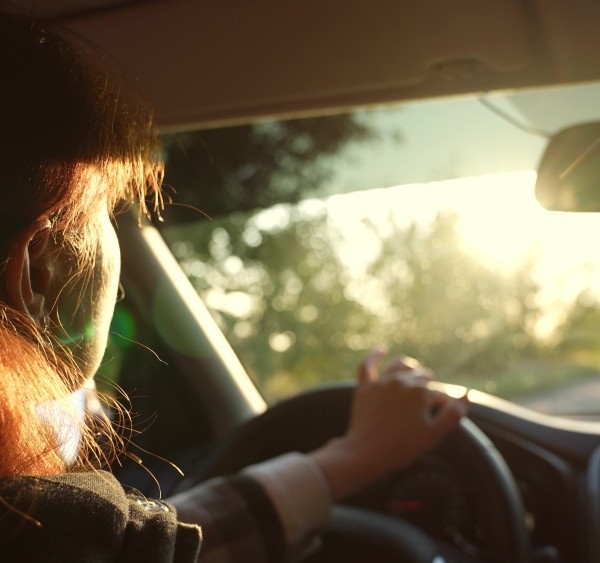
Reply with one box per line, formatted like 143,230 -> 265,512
19,1 -> 600,561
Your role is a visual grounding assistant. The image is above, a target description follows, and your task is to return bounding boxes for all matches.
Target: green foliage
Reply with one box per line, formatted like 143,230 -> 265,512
161,114 -> 375,222
364,213 -> 541,378
158,112 -> 599,406
164,209 -> 551,402
554,291 -> 600,365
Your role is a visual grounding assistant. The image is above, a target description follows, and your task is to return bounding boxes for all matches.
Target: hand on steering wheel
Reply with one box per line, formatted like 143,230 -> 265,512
311,349 -> 469,501
177,351 -> 528,562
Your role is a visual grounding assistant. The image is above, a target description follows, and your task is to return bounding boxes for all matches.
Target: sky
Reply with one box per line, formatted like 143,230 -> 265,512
321,81 -> 600,195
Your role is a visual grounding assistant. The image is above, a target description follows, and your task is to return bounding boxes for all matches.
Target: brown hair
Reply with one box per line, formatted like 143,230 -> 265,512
0,11 -> 163,475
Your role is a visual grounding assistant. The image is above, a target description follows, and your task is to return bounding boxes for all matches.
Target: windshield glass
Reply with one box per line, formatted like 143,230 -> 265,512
159,83 -> 600,419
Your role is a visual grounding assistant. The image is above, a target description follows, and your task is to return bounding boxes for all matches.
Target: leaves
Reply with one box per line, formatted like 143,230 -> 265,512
161,114 -> 374,222
164,209 -> 552,402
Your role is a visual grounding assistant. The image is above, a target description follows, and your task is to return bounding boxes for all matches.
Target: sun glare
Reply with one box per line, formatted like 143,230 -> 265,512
324,170 -> 600,325
448,171 -> 544,267
326,171 -> 545,269
253,169 -> 600,316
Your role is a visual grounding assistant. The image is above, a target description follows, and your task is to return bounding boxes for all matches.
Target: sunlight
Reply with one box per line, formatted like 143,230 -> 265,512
325,171 -> 545,272
323,170 -> 600,339
252,169 -> 600,327
450,171 -> 544,268
327,170 -> 600,280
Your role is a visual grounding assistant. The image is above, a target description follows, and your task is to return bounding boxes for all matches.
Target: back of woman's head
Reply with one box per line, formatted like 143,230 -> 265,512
0,10 -> 162,475
0,11 -> 161,250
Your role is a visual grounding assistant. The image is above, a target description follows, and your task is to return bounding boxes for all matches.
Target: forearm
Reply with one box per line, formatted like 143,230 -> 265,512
168,452 -> 332,562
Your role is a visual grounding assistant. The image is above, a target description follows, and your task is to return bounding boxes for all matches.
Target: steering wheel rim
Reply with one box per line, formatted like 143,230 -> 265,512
178,383 -> 529,562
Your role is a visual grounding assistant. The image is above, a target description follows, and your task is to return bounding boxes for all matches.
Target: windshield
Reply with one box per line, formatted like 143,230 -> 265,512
159,82 -> 600,419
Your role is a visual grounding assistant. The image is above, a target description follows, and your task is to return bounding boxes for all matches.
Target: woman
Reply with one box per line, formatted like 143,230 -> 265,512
0,10 -> 467,562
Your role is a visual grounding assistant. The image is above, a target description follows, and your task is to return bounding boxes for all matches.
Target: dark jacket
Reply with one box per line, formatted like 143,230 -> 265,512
0,471 -> 202,562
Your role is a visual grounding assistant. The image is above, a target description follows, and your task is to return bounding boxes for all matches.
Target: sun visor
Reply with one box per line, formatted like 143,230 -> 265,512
57,0 -> 595,129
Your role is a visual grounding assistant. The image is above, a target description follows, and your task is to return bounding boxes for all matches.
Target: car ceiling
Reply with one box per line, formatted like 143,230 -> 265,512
18,0 -> 600,131
21,0 -> 137,18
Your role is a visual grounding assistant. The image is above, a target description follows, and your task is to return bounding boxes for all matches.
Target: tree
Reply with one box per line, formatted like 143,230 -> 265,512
364,213 -> 542,379
554,291 -> 600,364
165,210 -> 547,401
166,208 -> 374,399
160,114 -> 375,222
158,112 -> 562,401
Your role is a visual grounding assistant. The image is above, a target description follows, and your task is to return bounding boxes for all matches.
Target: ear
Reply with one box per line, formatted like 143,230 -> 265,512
3,220 -> 53,324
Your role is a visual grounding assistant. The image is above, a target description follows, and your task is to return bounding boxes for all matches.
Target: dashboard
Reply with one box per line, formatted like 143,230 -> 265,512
349,453 -> 494,558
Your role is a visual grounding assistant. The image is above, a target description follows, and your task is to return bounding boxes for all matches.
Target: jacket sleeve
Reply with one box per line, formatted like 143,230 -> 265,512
168,453 -> 332,563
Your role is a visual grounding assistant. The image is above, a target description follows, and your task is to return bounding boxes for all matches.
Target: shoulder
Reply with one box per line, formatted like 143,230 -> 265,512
0,471 -> 201,562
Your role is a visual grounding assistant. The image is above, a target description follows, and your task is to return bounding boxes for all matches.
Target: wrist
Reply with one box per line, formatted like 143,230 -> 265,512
309,437 -> 384,502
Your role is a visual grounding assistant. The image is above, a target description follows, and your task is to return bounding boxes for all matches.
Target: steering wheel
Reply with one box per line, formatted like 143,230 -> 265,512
179,383 -> 529,562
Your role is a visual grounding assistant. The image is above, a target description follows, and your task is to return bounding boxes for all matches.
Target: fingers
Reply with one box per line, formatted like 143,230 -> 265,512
432,395 -> 468,438
429,392 -> 470,440
426,387 -> 452,409
381,364 -> 433,384
380,355 -> 434,384
358,349 -> 434,385
384,356 -> 422,372
356,349 -> 468,440
357,347 -> 386,384
426,386 -> 469,415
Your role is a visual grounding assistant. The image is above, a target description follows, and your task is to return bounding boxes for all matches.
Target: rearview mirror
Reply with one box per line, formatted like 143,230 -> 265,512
535,123 -> 600,212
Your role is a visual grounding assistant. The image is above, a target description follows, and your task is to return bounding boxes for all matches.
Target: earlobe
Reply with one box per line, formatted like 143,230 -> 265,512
3,220 -> 53,324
